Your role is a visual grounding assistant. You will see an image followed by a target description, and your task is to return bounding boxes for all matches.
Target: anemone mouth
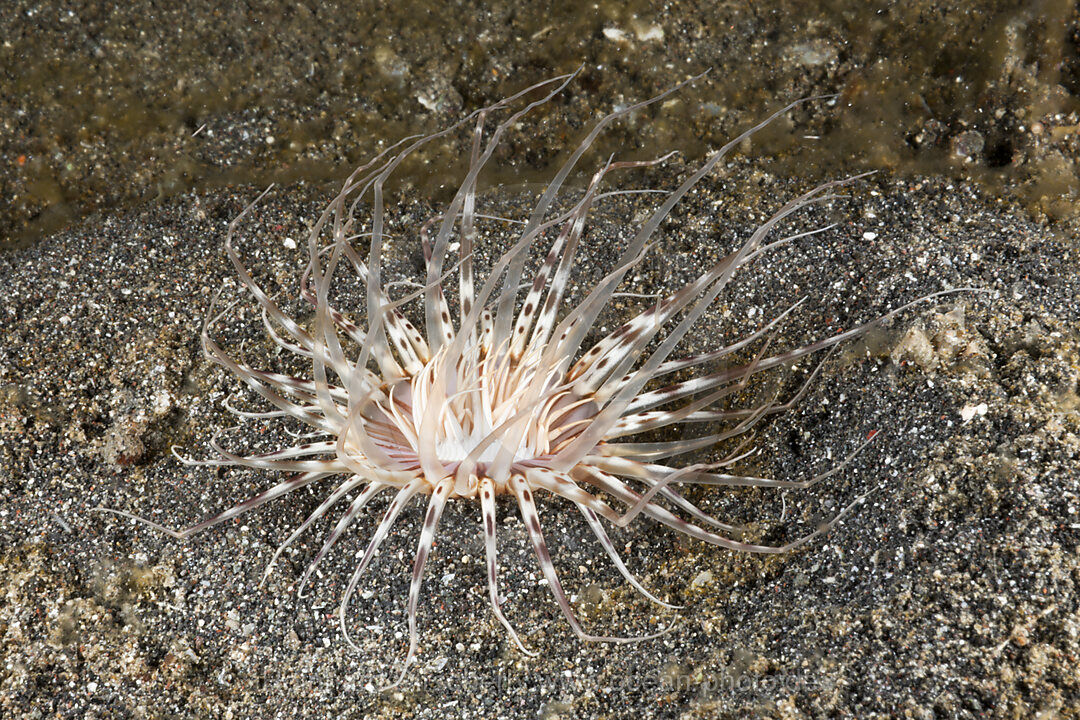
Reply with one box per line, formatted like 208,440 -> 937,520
342,340 -> 600,491
96,69 -> 971,688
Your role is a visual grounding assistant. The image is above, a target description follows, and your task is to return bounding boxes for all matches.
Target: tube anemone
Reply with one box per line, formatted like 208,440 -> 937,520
99,71 -> 965,687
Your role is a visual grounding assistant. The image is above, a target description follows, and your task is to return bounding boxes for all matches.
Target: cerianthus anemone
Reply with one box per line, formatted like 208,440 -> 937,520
101,71 -> 960,686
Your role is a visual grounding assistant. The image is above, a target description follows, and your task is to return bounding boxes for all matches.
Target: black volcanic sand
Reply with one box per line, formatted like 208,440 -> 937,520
2,2 -> 1079,719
